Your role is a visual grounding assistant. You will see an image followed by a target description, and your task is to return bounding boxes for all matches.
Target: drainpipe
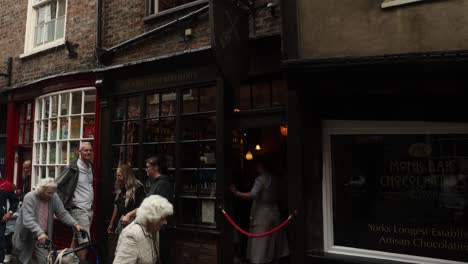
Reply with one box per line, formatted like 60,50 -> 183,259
96,0 -> 103,67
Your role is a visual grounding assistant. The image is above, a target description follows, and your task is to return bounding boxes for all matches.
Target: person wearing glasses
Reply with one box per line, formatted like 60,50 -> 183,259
13,178 -> 81,264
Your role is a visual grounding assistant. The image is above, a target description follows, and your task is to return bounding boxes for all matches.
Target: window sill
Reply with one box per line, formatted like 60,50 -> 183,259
20,39 -> 66,59
144,0 -> 208,23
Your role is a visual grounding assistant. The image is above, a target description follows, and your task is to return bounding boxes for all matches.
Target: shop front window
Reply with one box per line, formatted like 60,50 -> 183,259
323,120 -> 468,264
112,85 -> 216,227
32,88 -> 96,188
234,79 -> 287,112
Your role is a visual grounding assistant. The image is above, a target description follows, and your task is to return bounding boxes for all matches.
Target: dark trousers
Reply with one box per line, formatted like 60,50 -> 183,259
5,233 -> 12,255
0,222 -> 5,263
159,229 -> 171,264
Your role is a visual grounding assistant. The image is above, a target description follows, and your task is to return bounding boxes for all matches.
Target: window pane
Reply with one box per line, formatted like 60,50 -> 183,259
71,91 -> 82,114
41,143 -> 46,164
199,86 -> 216,112
181,116 -> 199,141
181,142 -> 199,168
48,166 -> 56,178
143,143 -> 175,169
83,117 -> 95,139
272,80 -> 287,107
84,90 -> 96,113
179,198 -> 198,225
42,120 -> 49,141
19,125 -> 24,144
116,145 -> 138,167
200,142 -> 216,168
144,119 -> 159,142
59,117 -> 69,139
331,134 -> 468,263
49,143 -> 56,164
55,15 -> 65,39
51,95 -> 58,118
70,117 -> 81,139
161,92 -> 176,116
58,0 -> 66,16
112,122 -> 125,144
24,124 -> 32,144
158,0 -> 197,13
34,24 -> 44,47
69,141 -> 79,161
199,114 -> 216,140
35,121 -> 41,142
60,93 -> 69,116
239,84 -> 250,110
144,118 -> 175,143
252,81 -> 270,109
127,97 -> 140,119
50,119 -> 58,140
26,103 -> 33,121
112,146 -> 125,168
199,169 -> 216,198
46,20 -> 55,43
126,122 -> 140,143
114,98 -> 125,120
146,93 -> 160,118
182,88 -> 198,114
43,97 -> 50,119
180,170 -> 199,196
58,141 -> 67,164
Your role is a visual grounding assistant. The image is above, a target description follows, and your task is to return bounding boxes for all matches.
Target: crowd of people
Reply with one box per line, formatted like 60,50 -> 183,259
0,141 -> 288,264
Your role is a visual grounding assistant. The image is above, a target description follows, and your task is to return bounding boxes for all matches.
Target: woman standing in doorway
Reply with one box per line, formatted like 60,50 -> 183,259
231,158 -> 289,264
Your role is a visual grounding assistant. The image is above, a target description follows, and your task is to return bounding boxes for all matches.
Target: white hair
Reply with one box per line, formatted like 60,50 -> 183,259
79,142 -> 93,151
136,195 -> 173,224
36,178 -> 57,194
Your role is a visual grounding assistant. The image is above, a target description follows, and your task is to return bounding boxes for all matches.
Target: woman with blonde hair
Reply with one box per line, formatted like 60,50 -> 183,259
108,164 -> 146,235
113,195 -> 173,264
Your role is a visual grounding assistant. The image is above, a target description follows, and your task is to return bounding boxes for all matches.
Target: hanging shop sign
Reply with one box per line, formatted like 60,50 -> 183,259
210,0 -> 249,88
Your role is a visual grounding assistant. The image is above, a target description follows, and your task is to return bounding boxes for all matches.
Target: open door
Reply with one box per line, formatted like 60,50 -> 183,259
231,125 -> 288,263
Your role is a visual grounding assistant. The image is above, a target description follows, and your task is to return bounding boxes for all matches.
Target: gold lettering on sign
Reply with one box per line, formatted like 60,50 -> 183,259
117,71 -> 198,90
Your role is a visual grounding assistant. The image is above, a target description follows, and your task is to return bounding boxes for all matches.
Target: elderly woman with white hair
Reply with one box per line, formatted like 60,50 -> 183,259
113,195 -> 173,264
12,178 -> 82,264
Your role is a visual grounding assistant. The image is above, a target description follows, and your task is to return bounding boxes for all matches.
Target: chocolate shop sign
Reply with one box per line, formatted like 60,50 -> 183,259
332,134 -> 468,262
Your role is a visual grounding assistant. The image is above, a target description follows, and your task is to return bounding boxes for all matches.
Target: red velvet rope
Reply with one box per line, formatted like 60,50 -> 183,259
221,209 -> 292,238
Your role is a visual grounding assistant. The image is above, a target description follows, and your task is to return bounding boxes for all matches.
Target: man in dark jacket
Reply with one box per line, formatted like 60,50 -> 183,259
0,174 -> 18,264
56,142 -> 94,262
145,156 -> 173,264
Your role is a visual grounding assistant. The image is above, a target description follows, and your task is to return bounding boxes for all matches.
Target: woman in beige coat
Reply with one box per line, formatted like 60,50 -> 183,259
113,195 -> 173,264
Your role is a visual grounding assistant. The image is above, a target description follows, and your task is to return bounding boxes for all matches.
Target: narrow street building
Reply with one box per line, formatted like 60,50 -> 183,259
282,0 -> 468,263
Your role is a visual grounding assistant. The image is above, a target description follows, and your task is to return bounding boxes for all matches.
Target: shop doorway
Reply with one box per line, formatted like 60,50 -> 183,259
231,125 -> 288,264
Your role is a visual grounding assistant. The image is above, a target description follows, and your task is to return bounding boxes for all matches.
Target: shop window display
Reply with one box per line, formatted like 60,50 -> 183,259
111,85 -> 217,227
31,88 -> 96,187
323,121 -> 468,264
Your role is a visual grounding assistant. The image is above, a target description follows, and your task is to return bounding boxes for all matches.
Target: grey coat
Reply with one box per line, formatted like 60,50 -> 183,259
13,191 -> 78,264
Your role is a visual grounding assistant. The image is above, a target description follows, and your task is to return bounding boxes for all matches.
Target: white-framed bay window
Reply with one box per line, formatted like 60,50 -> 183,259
323,120 -> 468,264
22,0 -> 67,57
32,88 -> 96,188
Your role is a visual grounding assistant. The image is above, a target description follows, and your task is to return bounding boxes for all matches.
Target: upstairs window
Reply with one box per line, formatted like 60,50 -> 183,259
147,0 -> 198,15
23,0 -> 67,55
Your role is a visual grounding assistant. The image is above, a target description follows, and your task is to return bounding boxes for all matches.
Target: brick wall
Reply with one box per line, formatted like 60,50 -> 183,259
103,0 -> 282,66
0,0 -> 96,86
